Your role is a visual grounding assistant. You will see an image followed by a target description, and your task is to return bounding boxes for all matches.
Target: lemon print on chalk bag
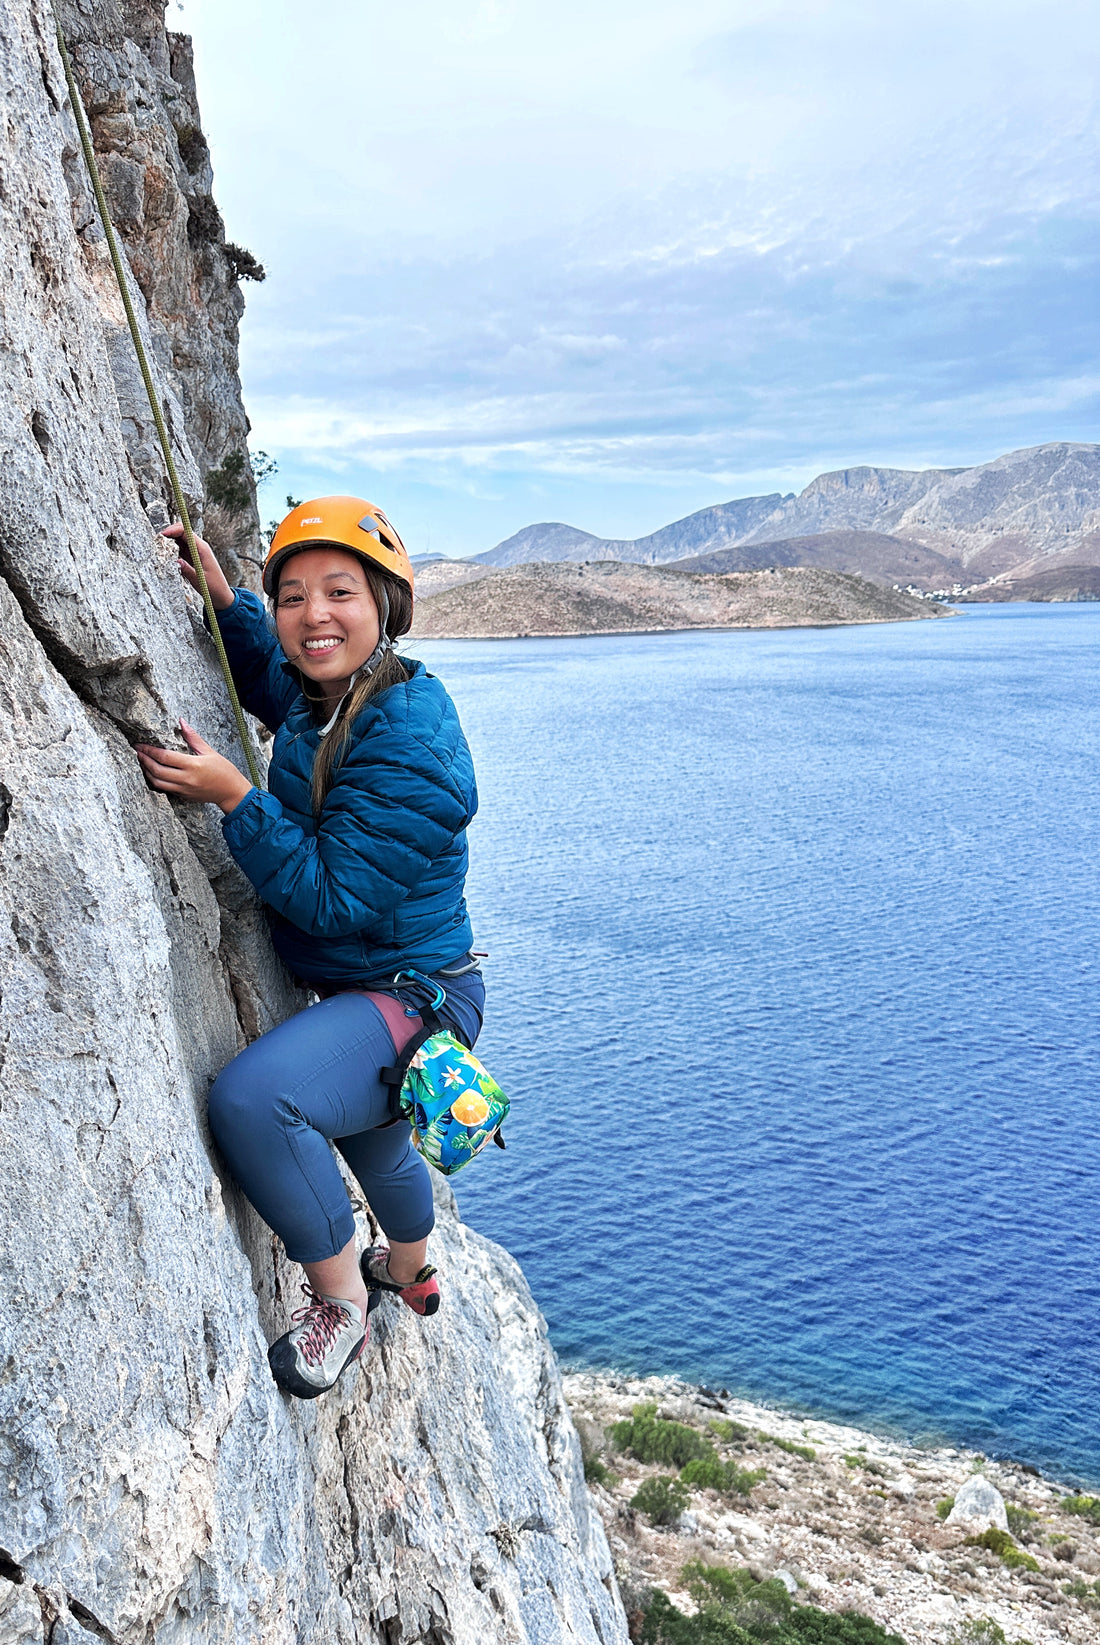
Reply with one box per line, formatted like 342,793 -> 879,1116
450,1089 -> 491,1126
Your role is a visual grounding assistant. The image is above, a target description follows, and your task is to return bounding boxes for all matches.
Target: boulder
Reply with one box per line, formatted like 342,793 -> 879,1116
945,1475 -> 1009,1533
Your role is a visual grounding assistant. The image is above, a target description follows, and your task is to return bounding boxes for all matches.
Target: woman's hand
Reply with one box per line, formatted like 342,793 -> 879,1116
162,523 -> 235,612
135,720 -> 253,813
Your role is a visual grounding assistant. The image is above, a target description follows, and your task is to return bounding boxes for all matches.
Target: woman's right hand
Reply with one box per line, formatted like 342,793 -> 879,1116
162,522 -> 235,612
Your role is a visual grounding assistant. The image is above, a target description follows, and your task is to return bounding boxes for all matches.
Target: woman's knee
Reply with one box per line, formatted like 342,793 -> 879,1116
208,1062 -> 281,1153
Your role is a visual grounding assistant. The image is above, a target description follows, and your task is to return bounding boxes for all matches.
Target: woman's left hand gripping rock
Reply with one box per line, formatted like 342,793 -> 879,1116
135,719 -> 254,814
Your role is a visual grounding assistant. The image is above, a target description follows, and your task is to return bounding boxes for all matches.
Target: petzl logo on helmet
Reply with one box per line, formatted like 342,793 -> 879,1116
299,516 -> 322,525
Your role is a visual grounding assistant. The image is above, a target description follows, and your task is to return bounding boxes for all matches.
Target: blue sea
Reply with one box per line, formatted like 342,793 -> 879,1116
414,604 -> 1100,1486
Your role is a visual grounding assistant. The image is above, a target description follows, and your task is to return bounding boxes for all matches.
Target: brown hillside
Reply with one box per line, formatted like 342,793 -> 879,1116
670,528 -> 965,587
958,563 -> 1100,603
408,560 -> 948,639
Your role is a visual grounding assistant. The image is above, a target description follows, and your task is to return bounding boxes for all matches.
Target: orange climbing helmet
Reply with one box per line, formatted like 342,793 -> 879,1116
262,496 -> 414,596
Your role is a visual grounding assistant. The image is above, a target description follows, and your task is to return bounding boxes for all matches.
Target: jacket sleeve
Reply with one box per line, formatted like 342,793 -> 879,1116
220,714 -> 474,938
212,588 -> 300,732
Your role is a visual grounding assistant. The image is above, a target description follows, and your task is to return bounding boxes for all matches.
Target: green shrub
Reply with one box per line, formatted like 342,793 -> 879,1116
965,1528 -> 1039,1571
224,243 -> 266,282
206,450 -> 277,516
935,1497 -> 955,1520
726,1466 -> 768,1497
583,1454 -> 614,1487
638,1562 -> 906,1644
788,1613 -> 907,1643
638,1586 -> 753,1643
680,1458 -> 767,1496
951,1623 -> 1007,1645
1063,1494 -> 1100,1526
759,1433 -> 816,1463
631,1475 -> 690,1526
681,1455 -> 730,1491
576,1420 -> 614,1488
610,1402 -> 714,1468
175,122 -> 208,171
1005,1504 -> 1038,1540
844,1453 -> 887,1478
187,193 -> 222,245
709,1418 -> 750,1444
1061,1576 -> 1100,1606
968,1528 -> 1012,1556
206,451 -> 251,514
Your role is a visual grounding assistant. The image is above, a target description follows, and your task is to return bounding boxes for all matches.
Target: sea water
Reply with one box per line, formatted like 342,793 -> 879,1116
414,605 -> 1100,1485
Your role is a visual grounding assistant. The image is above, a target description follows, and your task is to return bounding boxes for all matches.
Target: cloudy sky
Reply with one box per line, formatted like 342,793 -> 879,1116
174,0 -> 1099,557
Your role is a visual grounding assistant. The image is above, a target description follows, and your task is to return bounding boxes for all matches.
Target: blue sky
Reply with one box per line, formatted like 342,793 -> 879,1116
174,0 -> 1099,557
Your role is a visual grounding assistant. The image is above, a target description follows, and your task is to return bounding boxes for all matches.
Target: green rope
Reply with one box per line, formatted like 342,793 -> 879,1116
52,11 -> 263,789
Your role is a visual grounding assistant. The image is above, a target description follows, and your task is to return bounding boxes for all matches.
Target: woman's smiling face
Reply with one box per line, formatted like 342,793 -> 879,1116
274,547 -> 381,700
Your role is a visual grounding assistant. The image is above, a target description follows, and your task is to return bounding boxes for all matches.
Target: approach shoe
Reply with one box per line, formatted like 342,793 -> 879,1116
267,1285 -> 373,1399
360,1246 -> 441,1317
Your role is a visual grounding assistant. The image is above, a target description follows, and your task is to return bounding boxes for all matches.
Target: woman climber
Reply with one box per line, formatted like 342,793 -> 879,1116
135,497 -> 483,1399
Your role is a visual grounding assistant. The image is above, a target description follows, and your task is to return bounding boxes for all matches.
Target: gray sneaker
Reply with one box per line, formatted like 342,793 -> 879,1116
267,1286 -> 372,1399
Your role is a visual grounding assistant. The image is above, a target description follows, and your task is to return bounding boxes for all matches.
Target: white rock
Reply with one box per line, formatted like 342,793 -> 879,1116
945,1475 -> 1009,1532
720,1513 -> 768,1542
0,1580 -> 43,1645
909,1592 -> 961,1624
773,1569 -> 799,1595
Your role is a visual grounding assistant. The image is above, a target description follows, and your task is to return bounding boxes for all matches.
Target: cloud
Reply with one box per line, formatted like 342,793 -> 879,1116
178,0 -> 1100,552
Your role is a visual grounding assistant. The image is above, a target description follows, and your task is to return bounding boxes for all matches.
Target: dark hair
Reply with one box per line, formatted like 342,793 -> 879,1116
271,550 -> 413,813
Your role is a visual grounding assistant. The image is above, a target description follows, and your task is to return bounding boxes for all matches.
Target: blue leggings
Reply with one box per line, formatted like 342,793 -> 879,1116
208,983 -> 481,1264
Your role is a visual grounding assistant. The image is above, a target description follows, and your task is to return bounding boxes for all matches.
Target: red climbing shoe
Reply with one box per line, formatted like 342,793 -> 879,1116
360,1247 -> 441,1317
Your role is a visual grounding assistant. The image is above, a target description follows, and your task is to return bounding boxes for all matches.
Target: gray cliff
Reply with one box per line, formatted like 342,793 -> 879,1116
0,3 -> 626,1641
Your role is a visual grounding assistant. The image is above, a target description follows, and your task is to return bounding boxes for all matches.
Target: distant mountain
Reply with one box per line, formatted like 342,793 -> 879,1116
670,529 -> 965,588
473,443 -> 1100,587
473,521 -> 612,566
472,494 -> 790,567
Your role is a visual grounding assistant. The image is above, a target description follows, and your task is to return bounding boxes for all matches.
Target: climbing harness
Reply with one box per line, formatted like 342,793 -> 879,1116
379,973 -> 509,1176
51,9 -> 262,789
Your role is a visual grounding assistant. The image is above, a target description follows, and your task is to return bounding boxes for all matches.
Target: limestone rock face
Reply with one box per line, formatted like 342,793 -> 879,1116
944,1476 -> 1009,1534
0,3 -> 626,1641
53,0 -> 265,583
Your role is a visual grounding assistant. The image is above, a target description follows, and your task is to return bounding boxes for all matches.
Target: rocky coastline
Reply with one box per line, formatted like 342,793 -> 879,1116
564,1371 -> 1100,1645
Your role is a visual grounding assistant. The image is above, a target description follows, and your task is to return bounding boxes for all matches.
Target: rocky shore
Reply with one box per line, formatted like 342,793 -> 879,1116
564,1371 -> 1100,1645
408,560 -> 949,640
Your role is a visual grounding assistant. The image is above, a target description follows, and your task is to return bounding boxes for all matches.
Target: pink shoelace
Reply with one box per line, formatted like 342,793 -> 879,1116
290,1286 -> 353,1367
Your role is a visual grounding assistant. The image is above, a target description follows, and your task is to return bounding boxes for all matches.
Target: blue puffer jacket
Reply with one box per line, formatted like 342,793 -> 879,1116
214,587 -> 477,989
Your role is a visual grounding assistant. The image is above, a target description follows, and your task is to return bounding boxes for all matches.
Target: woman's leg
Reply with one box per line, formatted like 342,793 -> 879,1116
207,993 -> 433,1305
335,1124 -> 434,1281
300,1236 -> 368,1315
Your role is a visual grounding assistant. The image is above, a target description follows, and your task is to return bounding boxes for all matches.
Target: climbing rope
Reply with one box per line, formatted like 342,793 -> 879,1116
51,9 -> 263,789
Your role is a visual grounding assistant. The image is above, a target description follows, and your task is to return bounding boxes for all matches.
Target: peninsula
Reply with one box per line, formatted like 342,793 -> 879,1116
408,560 -> 947,640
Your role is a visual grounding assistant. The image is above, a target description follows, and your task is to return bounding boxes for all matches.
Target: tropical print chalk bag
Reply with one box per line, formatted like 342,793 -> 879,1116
380,972 -> 508,1176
